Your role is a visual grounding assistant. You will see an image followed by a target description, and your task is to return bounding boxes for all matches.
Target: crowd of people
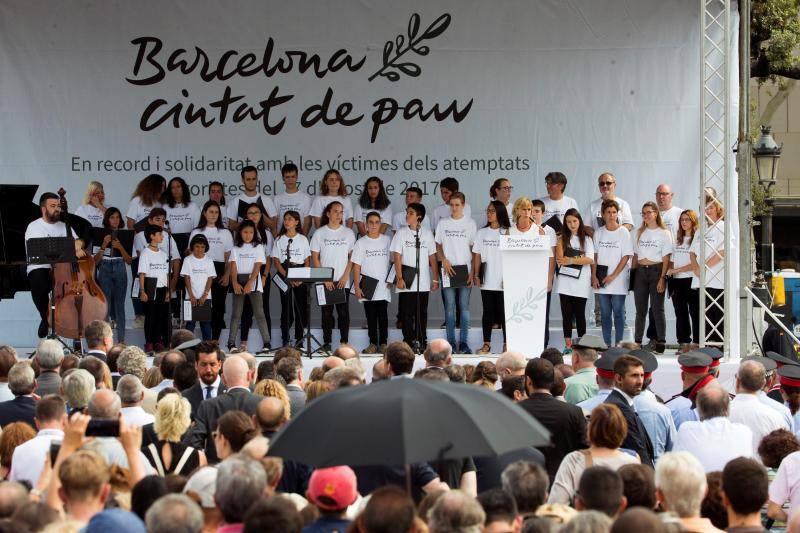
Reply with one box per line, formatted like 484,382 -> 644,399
0,325 -> 795,532
24,167 -> 726,356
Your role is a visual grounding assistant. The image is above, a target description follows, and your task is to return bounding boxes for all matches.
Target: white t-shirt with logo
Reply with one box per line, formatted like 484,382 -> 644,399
126,197 -> 161,225
672,234 -> 695,280
472,227 -> 503,291
634,228 -> 673,263
310,225 -> 356,280
390,226 -> 436,293
353,204 -> 393,230
350,234 -> 392,302
556,234 -> 595,299
659,206 -> 683,243
584,197 -> 634,231
432,202 -> 472,232
593,226 -> 633,295
690,221 -> 725,290
229,243 -> 267,292
132,231 -> 180,259
75,204 -> 105,228
274,191 -> 313,231
24,219 -> 77,274
180,254 -> 217,299
228,194 -> 278,224
392,210 -> 432,233
507,224 -> 555,257
138,247 -> 169,288
541,196 -> 579,223
164,202 -> 201,234
309,195 -> 354,222
189,227 -> 234,263
272,234 -> 311,266
434,216 -> 477,273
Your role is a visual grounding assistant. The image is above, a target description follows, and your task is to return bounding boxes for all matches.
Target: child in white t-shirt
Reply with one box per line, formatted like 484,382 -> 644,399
227,220 -> 271,353
352,211 -> 392,353
138,224 -> 170,351
272,210 -> 311,347
181,234 -> 216,340
310,169 -> 354,230
354,177 -> 392,237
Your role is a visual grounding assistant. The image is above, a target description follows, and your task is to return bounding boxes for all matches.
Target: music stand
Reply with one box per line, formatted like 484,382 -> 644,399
287,267 -> 334,358
26,237 -> 76,352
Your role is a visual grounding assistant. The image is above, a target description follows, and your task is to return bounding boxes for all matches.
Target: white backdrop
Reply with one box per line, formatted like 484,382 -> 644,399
0,0 -> 710,347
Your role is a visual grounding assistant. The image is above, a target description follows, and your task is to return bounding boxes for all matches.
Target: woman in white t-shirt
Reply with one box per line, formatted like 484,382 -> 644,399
75,181 -> 107,228
190,200 -> 233,341
311,201 -> 356,349
237,204 -> 275,351
555,208 -> 595,350
208,181 -> 230,229
472,201 -> 511,354
126,174 -> 165,230
354,176 -> 392,237
181,234 -> 216,340
272,210 -> 311,348
632,201 -> 673,353
310,169 -> 354,230
591,200 -> 633,347
227,220 -> 271,353
92,207 -> 132,343
666,209 -> 700,351
163,177 -> 201,234
352,211 -> 392,353
690,191 -> 726,345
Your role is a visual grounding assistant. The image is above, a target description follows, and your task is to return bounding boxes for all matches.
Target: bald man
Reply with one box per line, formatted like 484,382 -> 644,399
654,183 -> 683,241
333,345 -> 358,361
184,355 -> 264,463
372,360 -> 389,382
495,352 -> 526,380
253,397 -> 286,435
424,339 -> 452,369
322,356 -> 345,373
235,351 -> 257,386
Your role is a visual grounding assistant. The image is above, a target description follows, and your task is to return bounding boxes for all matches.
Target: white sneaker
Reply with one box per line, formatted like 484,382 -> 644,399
133,315 -> 145,329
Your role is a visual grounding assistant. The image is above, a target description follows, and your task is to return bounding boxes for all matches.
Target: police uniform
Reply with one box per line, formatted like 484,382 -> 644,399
665,352 -> 716,429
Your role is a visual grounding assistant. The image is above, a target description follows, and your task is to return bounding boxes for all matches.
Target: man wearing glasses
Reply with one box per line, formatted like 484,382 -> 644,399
540,171 -> 579,225
583,173 -> 634,238
654,184 -> 683,242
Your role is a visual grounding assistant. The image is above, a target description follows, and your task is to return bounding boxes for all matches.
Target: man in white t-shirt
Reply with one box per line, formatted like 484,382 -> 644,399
584,173 -> 635,237
24,192 -> 83,338
435,192 -> 477,354
228,165 -> 277,233
274,162 -> 312,236
540,171 -> 579,224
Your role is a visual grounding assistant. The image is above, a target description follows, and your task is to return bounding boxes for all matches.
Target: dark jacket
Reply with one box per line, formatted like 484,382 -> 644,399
518,393 -> 588,482
183,387 -> 262,463
34,371 -> 61,397
605,389 -> 655,467
0,395 -> 37,429
182,381 -> 228,417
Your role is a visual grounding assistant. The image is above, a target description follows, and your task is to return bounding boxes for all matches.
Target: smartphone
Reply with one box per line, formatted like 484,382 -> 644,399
49,440 -> 62,467
85,419 -> 120,437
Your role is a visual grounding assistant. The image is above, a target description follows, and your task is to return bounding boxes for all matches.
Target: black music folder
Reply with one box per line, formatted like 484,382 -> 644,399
315,283 -> 347,306
595,265 -> 609,287
237,198 -> 265,220
401,265 -> 417,287
143,277 -> 157,300
358,274 -> 379,300
478,262 -> 487,285
558,248 -> 583,279
544,215 -> 563,234
184,300 -> 212,322
91,228 -> 134,257
444,264 -> 470,288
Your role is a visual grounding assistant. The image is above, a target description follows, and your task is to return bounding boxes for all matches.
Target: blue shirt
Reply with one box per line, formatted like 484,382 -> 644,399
577,389 -> 612,414
665,395 -> 698,429
302,517 -> 351,533
634,389 -> 676,461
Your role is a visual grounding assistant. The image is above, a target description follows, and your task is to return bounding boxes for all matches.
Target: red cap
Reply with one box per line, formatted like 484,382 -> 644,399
709,359 -> 720,368
306,466 -> 358,511
680,365 -> 709,374
780,375 -> 800,388
596,368 -> 615,379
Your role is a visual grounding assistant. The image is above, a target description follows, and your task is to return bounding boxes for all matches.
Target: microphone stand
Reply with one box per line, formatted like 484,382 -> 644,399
413,224 -> 422,354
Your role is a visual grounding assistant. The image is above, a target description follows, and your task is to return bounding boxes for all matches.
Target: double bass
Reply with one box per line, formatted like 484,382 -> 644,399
49,188 -> 107,340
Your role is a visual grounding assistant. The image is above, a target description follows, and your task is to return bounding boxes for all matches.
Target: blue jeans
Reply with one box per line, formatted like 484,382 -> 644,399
443,286 -> 471,347
598,293 -> 627,346
98,259 -> 127,343
184,320 -> 212,340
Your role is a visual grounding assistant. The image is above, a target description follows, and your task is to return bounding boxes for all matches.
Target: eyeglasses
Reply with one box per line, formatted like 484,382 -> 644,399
499,186 -> 514,192
655,192 -> 672,196
599,181 -> 614,186
486,208 -> 496,213
641,211 -> 656,216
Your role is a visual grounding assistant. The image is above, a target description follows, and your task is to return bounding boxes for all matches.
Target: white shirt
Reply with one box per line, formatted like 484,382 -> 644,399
181,254 -> 217,299
472,227 -> 504,291
309,195 -> 354,222
690,220 -> 725,290
200,376 -> 222,400
310,225 -> 355,280
351,234 -> 392,302
189,227 -> 234,263
432,202 -> 472,231
585,197 -> 634,231
0,383 -> 13,402
120,406 -> 155,427
353,204 -> 393,229
390,226 -> 436,292
164,202 -> 201,234
126,197 -> 161,224
392,210 -> 432,233
228,193 -> 277,224
272,234 -> 311,266
593,226 -> 633,295
75,204 -> 105,228
672,235 -> 694,279
633,227 -> 673,263
150,378 -> 173,393
673,417 -> 754,472
273,191 -> 312,230
729,392 -> 790,452
434,216 -> 477,272
758,390 -> 795,432
541,196 -> 579,223
229,243 -> 267,292
24,218 -> 77,273
138,247 -> 169,288
9,428 -> 64,487
132,231 -> 180,259
659,205 -> 684,242
556,234 -> 595,299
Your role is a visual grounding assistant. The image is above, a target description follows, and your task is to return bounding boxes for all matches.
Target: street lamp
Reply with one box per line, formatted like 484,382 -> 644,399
753,125 -> 782,189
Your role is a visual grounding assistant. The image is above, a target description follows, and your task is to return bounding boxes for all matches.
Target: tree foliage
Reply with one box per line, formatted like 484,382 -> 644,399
751,0 -> 800,81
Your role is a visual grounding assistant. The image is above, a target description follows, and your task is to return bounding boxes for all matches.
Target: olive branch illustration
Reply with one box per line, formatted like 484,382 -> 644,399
507,287 -> 547,324
368,12 -> 451,82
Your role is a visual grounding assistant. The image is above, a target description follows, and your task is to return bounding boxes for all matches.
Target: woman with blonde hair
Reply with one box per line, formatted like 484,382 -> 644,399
667,209 -> 700,351
305,380 -> 330,402
75,181 -> 107,228
690,190 -> 726,344
254,378 -> 291,421
145,393 -> 206,476
632,201 -> 673,353
142,366 -> 163,389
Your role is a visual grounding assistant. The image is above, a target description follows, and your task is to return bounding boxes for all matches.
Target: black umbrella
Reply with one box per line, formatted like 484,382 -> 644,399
267,378 -> 550,468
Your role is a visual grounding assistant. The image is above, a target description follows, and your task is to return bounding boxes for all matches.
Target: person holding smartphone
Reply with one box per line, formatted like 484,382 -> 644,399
227,220 -> 271,353
352,211 -> 392,353
272,210 -> 311,348
93,207 -> 132,343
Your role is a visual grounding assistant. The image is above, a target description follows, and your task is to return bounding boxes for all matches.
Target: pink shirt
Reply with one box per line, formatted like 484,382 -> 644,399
770,450 -> 800,518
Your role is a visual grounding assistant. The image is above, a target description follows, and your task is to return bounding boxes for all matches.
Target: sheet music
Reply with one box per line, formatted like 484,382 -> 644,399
272,273 -> 288,293
315,283 -> 327,305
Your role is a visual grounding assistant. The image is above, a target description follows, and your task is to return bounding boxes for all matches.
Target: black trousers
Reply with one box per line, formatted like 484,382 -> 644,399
280,283 -> 308,344
399,291 -> 429,346
321,297 -> 350,344
241,277 -> 272,342
481,290 -> 506,343
144,287 -> 169,345
545,291 -> 552,347
559,294 -> 587,339
210,262 -> 228,341
671,277 -> 700,344
705,287 -> 724,344
28,268 -> 51,336
364,300 -> 389,345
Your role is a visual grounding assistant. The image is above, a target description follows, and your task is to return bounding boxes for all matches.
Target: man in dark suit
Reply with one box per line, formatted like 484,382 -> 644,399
32,339 -> 63,397
518,358 -> 587,482
275,356 -> 305,418
605,355 -> 654,467
182,341 -> 227,416
0,362 -> 37,429
183,355 -> 262,463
